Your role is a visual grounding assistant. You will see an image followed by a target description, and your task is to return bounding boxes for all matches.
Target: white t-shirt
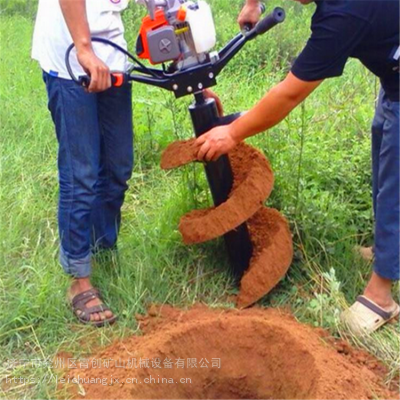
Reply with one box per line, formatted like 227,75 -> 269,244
32,0 -> 130,80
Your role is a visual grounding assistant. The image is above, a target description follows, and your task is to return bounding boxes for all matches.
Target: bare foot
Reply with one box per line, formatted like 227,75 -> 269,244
354,246 -> 374,262
359,246 -> 374,262
67,278 -> 114,322
363,272 -> 396,311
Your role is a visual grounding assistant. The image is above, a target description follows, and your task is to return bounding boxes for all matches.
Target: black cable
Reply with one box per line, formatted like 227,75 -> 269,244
65,36 -> 159,84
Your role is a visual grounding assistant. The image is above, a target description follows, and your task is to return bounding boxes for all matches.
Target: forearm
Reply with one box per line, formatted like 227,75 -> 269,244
231,73 -> 322,142
231,85 -> 298,141
59,0 -> 92,53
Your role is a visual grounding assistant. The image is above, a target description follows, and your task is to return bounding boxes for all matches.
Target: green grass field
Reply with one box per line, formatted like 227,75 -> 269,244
0,1 -> 399,398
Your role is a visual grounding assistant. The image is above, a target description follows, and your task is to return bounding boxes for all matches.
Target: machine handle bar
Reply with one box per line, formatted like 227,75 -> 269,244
65,8 -> 285,97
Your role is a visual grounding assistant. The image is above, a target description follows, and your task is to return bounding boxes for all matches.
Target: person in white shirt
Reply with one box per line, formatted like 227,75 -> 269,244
32,0 -> 134,326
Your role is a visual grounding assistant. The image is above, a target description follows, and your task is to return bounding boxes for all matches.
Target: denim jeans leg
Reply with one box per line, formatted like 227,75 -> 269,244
372,90 -> 400,281
43,72 -> 101,278
371,91 -> 384,218
90,83 -> 134,250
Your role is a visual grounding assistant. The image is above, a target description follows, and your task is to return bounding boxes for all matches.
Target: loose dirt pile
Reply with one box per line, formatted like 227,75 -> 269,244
65,306 -> 396,400
161,140 -> 293,307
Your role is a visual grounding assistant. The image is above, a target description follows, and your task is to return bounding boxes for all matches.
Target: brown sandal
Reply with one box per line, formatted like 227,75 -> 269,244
70,288 -> 117,327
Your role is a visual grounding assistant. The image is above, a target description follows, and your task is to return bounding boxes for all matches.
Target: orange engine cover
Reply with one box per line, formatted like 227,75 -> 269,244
136,9 -> 169,64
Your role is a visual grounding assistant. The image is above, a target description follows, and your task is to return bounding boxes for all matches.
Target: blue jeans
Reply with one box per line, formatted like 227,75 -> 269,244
43,72 -> 134,278
372,89 -> 400,281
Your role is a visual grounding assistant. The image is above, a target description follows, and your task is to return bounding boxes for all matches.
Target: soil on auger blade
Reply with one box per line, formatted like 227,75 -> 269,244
161,140 -> 275,244
238,207 -> 293,308
64,306 -> 396,400
160,139 -> 198,170
161,140 -> 292,306
177,143 -> 274,244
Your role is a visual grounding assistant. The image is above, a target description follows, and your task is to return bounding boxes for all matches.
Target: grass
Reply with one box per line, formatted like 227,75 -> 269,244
0,0 -> 399,398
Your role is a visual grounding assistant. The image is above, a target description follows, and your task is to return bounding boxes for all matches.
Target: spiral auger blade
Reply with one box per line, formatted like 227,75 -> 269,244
161,140 -> 293,307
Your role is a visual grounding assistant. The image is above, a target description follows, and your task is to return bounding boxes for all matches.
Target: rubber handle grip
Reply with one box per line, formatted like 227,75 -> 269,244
78,72 -> 126,88
254,7 -> 285,36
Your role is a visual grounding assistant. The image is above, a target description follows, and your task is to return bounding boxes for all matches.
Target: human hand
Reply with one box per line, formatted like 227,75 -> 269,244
237,1 -> 262,30
203,88 -> 224,116
77,50 -> 111,93
196,124 -> 239,162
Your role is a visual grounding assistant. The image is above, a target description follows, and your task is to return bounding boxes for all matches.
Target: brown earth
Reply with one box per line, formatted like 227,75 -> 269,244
161,140 -> 292,306
238,207 -> 293,308
177,142 -> 274,244
160,138 -> 198,170
65,305 -> 396,400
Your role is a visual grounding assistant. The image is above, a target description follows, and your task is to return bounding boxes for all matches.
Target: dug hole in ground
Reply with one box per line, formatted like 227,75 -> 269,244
63,306 -> 396,399
62,141 -> 397,399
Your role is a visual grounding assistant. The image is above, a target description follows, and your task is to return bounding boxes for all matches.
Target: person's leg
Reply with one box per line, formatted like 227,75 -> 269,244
357,93 -> 387,265
43,72 -> 114,322
90,132 -> 110,251
371,92 -> 384,218
352,94 -> 385,276
91,83 -> 134,249
342,93 -> 399,335
364,94 -> 400,308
